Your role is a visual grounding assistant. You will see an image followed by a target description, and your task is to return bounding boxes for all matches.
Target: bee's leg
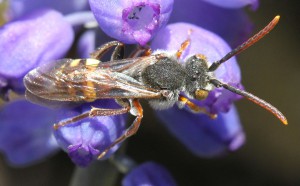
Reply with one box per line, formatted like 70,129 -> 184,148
129,44 -> 152,58
111,42 -> 125,60
97,99 -> 143,159
90,41 -> 124,60
176,29 -> 193,59
53,105 -> 131,130
177,95 -> 217,119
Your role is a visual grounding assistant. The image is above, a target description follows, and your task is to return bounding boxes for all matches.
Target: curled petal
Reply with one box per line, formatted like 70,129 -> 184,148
54,100 -> 126,167
122,162 -> 177,186
89,0 -> 173,45
0,100 -> 59,166
151,22 -> 243,113
0,9 -> 74,92
156,105 -> 245,157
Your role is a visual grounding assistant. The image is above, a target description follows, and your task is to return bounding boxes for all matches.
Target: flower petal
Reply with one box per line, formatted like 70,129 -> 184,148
8,0 -> 89,19
156,105 -> 245,157
203,0 -> 259,10
0,100 -> 59,166
0,9 -> 74,92
122,162 -> 177,186
77,29 -> 96,58
89,0 -> 174,45
151,22 -> 243,113
54,100 -> 127,166
170,1 -> 254,47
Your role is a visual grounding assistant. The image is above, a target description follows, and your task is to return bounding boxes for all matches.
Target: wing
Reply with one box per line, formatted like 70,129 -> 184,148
97,55 -> 158,77
23,58 -> 162,103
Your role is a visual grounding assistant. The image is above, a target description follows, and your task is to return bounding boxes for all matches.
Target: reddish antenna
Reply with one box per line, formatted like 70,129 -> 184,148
209,15 -> 280,71
209,16 -> 288,125
210,79 -> 288,125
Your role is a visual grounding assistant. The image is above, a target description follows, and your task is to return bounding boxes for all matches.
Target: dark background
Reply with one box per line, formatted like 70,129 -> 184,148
0,0 -> 299,185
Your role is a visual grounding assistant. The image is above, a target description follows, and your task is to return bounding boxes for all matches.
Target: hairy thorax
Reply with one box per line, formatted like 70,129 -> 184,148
141,56 -> 186,110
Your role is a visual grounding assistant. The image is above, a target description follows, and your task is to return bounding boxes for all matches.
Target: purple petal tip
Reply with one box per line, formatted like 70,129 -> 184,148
89,0 -> 173,45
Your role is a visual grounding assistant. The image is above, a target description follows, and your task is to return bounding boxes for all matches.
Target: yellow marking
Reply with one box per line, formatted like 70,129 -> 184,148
85,59 -> 101,71
65,58 -> 100,102
86,59 -> 100,66
60,63 -> 66,69
83,81 -> 97,102
69,59 -> 81,67
176,39 -> 190,59
282,119 -> 288,125
179,96 -> 217,118
195,89 -> 209,100
195,54 -> 207,61
67,83 -> 77,98
274,15 -> 280,24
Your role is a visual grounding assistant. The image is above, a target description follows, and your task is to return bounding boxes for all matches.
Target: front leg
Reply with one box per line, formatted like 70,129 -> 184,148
128,44 -> 152,58
177,95 -> 217,119
90,41 -> 125,60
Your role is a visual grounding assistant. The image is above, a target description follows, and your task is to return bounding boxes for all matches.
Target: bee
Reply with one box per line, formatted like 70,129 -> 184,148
24,16 -> 287,159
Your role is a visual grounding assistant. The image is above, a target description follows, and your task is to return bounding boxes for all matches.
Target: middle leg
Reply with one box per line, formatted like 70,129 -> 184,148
97,99 -> 143,159
53,104 -> 131,130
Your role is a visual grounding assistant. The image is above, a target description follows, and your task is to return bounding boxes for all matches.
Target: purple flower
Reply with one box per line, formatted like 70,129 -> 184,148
77,29 -> 97,58
89,0 -> 174,45
7,0 -> 89,20
54,100 -> 127,167
0,0 -> 256,171
151,22 -> 243,114
150,22 -> 245,156
170,0 -> 255,47
0,9 -> 74,95
0,99 -> 59,166
203,0 -> 259,10
156,106 -> 245,157
122,162 -> 177,186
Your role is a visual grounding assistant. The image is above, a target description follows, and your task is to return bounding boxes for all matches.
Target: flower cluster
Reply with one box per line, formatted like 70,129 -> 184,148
0,0 -> 258,184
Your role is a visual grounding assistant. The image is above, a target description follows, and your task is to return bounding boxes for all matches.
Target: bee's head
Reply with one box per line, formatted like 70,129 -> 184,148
184,54 -> 213,100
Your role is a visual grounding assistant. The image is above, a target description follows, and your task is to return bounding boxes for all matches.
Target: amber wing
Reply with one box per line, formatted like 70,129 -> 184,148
23,58 -> 162,102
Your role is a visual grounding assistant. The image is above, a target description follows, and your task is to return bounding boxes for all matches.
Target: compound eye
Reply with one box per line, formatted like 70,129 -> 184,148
195,89 -> 209,100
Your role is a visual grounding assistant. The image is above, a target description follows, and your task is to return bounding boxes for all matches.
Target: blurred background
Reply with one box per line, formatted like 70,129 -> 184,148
0,0 -> 299,185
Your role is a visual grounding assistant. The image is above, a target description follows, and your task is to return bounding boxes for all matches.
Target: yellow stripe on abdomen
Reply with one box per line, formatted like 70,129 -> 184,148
82,80 -> 97,102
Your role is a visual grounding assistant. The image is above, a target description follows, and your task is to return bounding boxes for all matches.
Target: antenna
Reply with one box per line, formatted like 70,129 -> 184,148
210,79 -> 287,125
208,16 -> 280,72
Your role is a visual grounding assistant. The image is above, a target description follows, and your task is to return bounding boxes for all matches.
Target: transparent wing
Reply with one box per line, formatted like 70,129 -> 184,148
23,58 -> 162,103
97,55 -> 157,77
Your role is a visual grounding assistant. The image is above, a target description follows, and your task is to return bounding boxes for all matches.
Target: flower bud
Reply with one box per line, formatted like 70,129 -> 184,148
122,162 -> 177,186
151,22 -> 243,113
89,0 -> 174,45
0,100 -> 59,166
0,9 -> 74,94
54,100 -> 127,166
156,106 -> 245,157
